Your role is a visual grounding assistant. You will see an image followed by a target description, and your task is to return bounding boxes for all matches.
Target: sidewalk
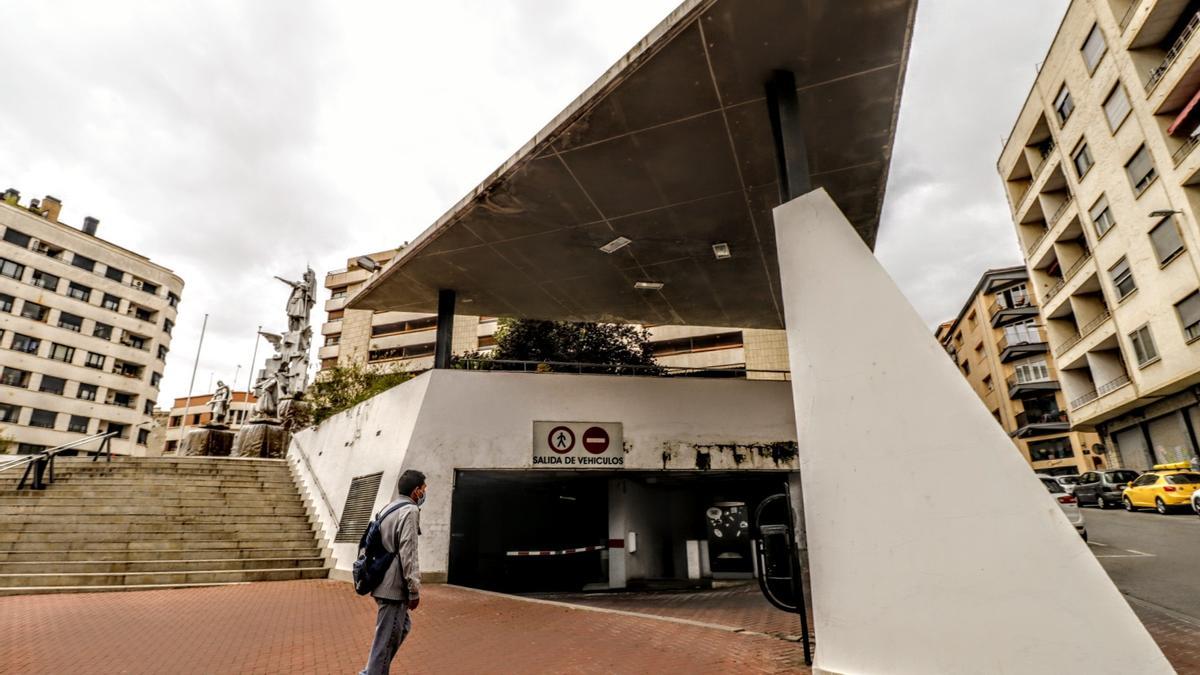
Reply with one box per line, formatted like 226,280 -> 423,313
0,581 -> 808,674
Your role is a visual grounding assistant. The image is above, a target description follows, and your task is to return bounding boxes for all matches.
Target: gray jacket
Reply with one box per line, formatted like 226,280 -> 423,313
371,496 -> 421,602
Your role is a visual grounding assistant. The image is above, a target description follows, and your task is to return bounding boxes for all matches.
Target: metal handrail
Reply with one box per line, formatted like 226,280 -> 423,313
1054,310 -> 1111,356
1045,253 -> 1093,305
1098,373 -> 1132,397
1147,11 -> 1200,93
1070,389 -> 1099,409
289,438 -> 340,531
452,358 -> 792,380
1173,133 -> 1200,166
0,431 -> 118,490
1049,194 -> 1074,226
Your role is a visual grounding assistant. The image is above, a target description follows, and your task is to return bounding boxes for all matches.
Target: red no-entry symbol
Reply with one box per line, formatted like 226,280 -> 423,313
583,426 -> 610,454
548,426 -> 575,454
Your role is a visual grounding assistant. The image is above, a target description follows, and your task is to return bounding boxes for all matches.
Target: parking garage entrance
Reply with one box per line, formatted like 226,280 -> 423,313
448,469 -> 794,593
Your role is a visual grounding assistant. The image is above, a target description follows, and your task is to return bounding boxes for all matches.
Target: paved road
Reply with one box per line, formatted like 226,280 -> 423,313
1085,505 -> 1200,620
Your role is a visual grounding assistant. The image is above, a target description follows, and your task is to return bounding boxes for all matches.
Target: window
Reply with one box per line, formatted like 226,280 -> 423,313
30,269 -> 59,291
93,322 -> 113,340
28,409 -> 56,429
49,343 -> 75,363
983,375 -> 994,392
1110,257 -> 1136,299
38,375 -> 66,395
77,383 -> 98,401
1005,319 -> 1042,345
133,306 -> 155,322
1176,291 -> 1200,341
328,310 -> 344,321
1126,145 -> 1157,196
1082,23 -> 1106,74
169,415 -> 181,427
68,415 -> 89,434
325,335 -> 340,347
71,254 -> 95,272
10,333 -> 40,354
163,318 -> 173,335
0,404 -> 19,422
101,294 -> 120,311
1072,141 -> 1094,178
1054,85 -> 1074,124
20,301 -> 48,322
144,400 -> 155,415
124,333 -> 148,350
137,428 -> 150,446
1130,325 -> 1159,366
0,258 -> 24,280
1030,437 -> 1074,462
0,293 -> 12,313
104,265 -> 125,282
1166,473 -> 1200,484
330,288 -> 348,299
67,282 -> 91,302
2,227 -> 31,248
110,391 -> 135,409
961,360 -> 971,375
150,372 -> 162,387
106,422 -> 128,439
1,367 -> 30,388
85,352 -> 105,369
1013,356 -> 1050,384
1103,84 -> 1131,131
54,312 -> 83,333
135,279 -> 158,295
1132,474 -> 1158,488
157,345 -> 168,360
1149,216 -> 1185,264
167,291 -> 179,308
1089,195 -> 1116,237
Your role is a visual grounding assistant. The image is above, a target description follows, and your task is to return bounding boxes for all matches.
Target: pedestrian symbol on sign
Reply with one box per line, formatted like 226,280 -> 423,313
548,426 -> 575,454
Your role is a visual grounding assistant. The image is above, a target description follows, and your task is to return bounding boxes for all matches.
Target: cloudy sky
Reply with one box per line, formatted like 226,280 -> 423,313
0,0 -> 1068,403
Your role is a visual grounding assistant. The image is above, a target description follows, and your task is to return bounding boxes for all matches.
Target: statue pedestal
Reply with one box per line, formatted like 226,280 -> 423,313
180,426 -> 236,456
232,421 -> 290,458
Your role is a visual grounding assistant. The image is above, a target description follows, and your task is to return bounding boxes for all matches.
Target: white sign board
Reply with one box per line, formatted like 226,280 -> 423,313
532,421 -> 624,467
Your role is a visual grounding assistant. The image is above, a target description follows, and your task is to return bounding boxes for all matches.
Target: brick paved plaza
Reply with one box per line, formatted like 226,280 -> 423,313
1,580 -> 1197,673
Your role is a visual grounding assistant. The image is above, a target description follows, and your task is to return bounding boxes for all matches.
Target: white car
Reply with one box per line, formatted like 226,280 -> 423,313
1193,488 -> 1200,517
1037,474 -> 1087,541
1050,474 -> 1081,495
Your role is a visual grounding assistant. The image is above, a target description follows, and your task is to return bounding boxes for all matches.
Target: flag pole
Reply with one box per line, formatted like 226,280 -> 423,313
178,313 -> 209,446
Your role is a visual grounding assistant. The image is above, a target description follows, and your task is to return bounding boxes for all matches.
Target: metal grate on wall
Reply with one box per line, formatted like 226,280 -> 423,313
334,472 -> 384,543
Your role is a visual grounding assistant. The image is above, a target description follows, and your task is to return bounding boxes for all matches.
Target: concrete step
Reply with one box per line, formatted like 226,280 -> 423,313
0,496 -> 306,508
2,486 -> 302,498
0,566 -> 330,591
0,556 -> 327,575
0,505 -> 309,517
0,479 -> 301,491
0,547 -> 323,563
0,522 -> 318,537
0,537 -> 321,553
0,530 -> 322,544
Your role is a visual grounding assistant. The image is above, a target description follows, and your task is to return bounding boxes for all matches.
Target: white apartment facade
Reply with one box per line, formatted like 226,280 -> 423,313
0,190 -> 183,456
999,0 -> 1200,471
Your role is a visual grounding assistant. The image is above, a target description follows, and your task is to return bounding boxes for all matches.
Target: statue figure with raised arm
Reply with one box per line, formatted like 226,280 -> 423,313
208,380 -> 232,425
276,267 -> 316,332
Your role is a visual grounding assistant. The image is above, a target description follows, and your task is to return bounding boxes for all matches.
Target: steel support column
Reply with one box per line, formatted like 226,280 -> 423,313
434,289 -> 456,369
766,69 -> 811,202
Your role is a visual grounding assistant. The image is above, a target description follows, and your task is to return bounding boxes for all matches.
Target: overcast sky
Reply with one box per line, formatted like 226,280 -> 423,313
0,0 -> 1069,403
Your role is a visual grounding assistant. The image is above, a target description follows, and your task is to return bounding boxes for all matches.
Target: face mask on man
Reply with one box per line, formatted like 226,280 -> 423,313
415,487 -> 427,507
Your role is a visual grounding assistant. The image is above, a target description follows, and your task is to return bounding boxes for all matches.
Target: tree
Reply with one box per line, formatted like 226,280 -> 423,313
461,319 -> 661,374
304,364 -> 414,426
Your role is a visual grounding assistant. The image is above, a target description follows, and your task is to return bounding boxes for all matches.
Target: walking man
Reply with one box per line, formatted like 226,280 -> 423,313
361,469 -> 426,675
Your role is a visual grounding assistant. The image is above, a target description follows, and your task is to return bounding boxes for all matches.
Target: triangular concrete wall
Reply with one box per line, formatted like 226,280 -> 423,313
774,190 -> 1170,674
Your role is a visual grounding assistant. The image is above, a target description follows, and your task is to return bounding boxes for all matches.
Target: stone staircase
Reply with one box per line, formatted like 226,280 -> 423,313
0,455 -> 330,595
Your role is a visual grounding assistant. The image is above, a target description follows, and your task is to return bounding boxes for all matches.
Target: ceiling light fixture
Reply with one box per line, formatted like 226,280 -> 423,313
712,242 -> 731,260
634,281 -> 664,291
600,236 -> 632,254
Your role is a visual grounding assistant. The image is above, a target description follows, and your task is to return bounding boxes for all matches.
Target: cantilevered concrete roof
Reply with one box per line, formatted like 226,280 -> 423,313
351,0 -> 917,329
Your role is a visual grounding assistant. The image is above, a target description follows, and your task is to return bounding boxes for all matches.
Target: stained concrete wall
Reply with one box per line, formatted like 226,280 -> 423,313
290,369 -> 798,581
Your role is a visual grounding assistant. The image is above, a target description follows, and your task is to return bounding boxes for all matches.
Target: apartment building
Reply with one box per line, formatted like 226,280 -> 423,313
321,250 -> 792,376
999,0 -> 1200,471
0,189 -> 183,456
162,391 -> 256,454
937,267 -> 1103,475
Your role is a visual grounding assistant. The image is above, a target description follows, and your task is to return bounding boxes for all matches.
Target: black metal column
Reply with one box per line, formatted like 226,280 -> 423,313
766,69 -> 811,202
434,289 -> 456,369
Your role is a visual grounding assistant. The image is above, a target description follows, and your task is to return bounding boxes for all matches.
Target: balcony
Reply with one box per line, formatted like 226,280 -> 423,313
1053,310 -> 1111,357
1043,253 -> 1093,306
1173,131 -> 1200,166
1146,11 -> 1200,93
1006,374 -> 1060,400
1012,410 -> 1071,438
997,331 -> 1048,363
989,296 -> 1038,327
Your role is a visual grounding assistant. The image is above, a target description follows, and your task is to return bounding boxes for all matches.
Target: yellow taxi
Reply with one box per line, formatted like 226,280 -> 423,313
1123,462 -> 1200,514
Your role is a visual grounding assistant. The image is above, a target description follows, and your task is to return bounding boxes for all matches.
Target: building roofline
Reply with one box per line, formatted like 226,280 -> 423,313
939,264 -> 1029,343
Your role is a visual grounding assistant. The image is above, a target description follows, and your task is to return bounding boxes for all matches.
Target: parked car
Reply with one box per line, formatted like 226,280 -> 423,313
1036,475 -> 1087,540
1122,470 -> 1200,514
1193,488 -> 1200,517
1051,474 -> 1081,495
1074,470 -> 1141,509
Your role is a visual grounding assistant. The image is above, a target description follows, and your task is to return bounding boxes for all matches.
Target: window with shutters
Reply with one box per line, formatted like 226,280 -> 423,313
335,472 -> 384,543
38,375 -> 66,396
49,343 -> 75,363
1013,356 -> 1051,384
1176,291 -> 1200,342
1129,325 -> 1159,367
1149,216 -> 1185,265
1126,145 -> 1157,196
1089,194 -> 1116,237
1103,84 -> 1130,131
1082,23 -> 1106,74
1072,141 -> 1094,178
77,383 -> 98,401
67,281 -> 91,302
0,258 -> 23,280
1110,257 -> 1136,300
1054,85 -> 1074,124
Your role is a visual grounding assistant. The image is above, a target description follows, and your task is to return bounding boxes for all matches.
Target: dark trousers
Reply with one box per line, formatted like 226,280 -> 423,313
360,598 -> 411,675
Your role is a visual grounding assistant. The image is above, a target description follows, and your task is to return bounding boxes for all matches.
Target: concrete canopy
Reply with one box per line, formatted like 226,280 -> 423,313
350,0 -> 917,329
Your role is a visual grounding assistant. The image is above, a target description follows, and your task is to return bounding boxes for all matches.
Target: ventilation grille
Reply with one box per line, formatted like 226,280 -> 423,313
335,472 -> 384,543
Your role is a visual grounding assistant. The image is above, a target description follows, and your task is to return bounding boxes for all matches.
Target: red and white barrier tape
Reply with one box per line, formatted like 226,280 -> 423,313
506,544 -> 608,557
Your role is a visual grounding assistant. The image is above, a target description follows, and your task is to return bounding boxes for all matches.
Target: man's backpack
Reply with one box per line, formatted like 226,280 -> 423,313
352,501 -> 411,596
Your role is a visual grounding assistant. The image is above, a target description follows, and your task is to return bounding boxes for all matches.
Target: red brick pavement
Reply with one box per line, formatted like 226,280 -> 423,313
0,581 -> 809,674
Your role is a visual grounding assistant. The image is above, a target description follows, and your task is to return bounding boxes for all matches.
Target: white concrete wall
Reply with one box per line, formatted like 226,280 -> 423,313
775,189 -> 1169,674
289,369 -> 797,580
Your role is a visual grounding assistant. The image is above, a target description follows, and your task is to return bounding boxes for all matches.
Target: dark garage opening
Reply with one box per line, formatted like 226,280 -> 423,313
449,470 -> 793,593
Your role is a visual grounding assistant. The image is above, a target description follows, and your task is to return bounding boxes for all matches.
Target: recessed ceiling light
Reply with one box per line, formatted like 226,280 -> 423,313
712,242 -> 731,260
600,236 -> 632,254
634,281 -> 664,291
